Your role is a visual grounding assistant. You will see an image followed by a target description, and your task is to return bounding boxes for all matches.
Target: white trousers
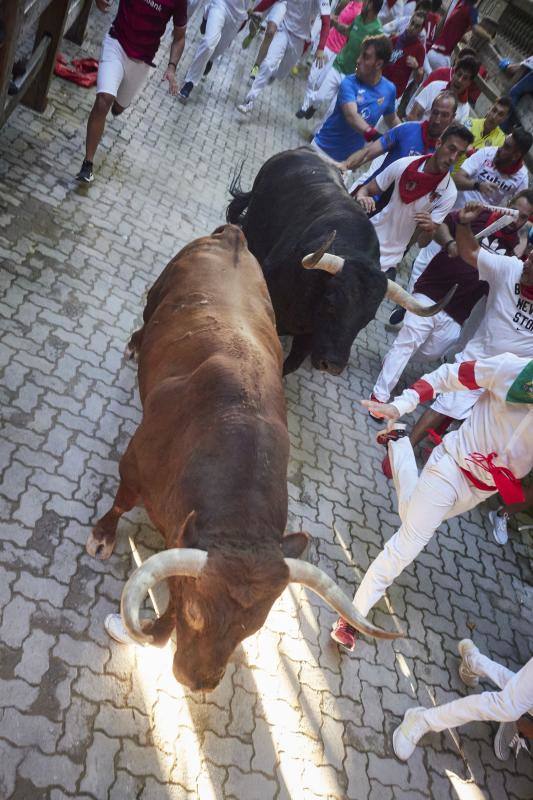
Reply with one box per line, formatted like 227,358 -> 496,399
353,440 -> 494,616
425,48 -> 451,75
245,25 -> 304,102
311,65 -> 344,129
301,46 -> 337,110
407,240 -> 441,293
372,293 -> 461,402
185,0 -> 244,85
423,655 -> 533,731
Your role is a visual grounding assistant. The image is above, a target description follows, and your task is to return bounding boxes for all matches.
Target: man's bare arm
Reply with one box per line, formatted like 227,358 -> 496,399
343,139 -> 384,171
455,202 -> 483,268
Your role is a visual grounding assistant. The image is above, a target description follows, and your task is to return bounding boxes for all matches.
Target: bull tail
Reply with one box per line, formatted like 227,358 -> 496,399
226,162 -> 252,226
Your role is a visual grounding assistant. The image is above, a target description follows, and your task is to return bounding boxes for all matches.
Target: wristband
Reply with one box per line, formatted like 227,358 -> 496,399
456,220 -> 470,225
364,127 -> 379,143
168,61 -> 177,68
444,239 -> 455,253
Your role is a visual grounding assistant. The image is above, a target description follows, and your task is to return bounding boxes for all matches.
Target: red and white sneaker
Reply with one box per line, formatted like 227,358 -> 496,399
330,618 -> 358,651
376,423 -> 407,447
367,393 -> 386,420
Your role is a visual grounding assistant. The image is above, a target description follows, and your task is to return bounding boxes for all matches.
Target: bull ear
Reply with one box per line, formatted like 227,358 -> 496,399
281,531 -> 310,558
175,510 -> 198,549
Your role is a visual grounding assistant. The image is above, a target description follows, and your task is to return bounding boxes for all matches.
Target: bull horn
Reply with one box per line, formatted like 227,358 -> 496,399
302,231 -> 344,275
120,549 -> 208,645
385,280 -> 458,317
285,558 -> 403,640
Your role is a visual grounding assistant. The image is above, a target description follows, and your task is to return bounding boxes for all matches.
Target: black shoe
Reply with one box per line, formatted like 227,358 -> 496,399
76,159 -> 94,183
178,81 -> 193,104
385,305 -> 406,331
203,60 -> 213,78
200,16 -> 207,34
295,107 -> 307,119
304,105 -> 316,119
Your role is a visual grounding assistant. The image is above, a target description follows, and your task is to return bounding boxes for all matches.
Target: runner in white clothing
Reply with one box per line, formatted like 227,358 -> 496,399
406,53 -> 479,123
409,201 -> 533,448
178,0 -> 250,102
330,351 -> 533,651
236,0 -> 331,114
355,123 -> 473,277
393,642 -> 533,761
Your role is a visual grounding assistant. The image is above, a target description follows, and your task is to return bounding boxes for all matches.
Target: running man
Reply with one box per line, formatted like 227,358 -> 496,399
77,0 -> 187,183
331,350 -> 533,651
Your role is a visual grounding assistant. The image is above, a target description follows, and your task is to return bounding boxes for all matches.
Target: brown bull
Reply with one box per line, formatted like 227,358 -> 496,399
86,225 -> 400,692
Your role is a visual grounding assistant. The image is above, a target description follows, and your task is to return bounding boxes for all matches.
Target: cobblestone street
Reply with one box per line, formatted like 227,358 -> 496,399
1,7 -> 532,799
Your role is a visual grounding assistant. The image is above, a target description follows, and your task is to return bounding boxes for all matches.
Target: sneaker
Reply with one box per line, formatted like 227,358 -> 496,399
104,613 -> 138,645
494,721 -> 530,761
237,100 -> 254,115
295,107 -> 307,119
457,638 -> 480,687
203,60 -> 213,79
489,509 -> 509,545
304,105 -> 317,119
385,305 -> 406,332
249,65 -> 259,81
393,707 -> 430,761
76,159 -> 94,183
330,618 -> 358,651
376,423 -> 407,447
367,393 -> 386,421
178,81 -> 193,104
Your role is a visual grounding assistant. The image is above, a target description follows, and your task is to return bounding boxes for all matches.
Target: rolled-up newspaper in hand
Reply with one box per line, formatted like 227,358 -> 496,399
475,206 -> 519,240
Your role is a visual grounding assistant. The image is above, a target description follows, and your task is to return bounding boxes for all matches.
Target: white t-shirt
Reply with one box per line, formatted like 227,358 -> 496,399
409,80 -> 471,124
455,145 -> 529,208
459,248 -> 533,361
371,154 -> 457,270
284,0 -> 330,40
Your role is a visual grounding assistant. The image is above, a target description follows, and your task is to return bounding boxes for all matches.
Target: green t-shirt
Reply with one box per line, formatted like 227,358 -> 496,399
334,16 -> 383,76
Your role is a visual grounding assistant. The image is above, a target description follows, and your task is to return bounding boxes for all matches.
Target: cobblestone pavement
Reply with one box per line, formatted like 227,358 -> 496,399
1,9 -> 532,800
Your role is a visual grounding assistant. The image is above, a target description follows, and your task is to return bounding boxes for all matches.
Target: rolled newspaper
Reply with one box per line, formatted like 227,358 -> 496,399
475,205 -> 519,240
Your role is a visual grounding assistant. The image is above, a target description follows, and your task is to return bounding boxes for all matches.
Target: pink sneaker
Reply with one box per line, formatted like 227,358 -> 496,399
330,618 -> 358,651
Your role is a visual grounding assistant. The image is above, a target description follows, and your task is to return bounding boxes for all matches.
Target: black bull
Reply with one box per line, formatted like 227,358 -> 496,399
227,146 -> 455,376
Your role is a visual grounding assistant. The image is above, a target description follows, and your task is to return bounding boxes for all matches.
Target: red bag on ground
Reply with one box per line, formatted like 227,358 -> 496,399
54,53 -> 98,88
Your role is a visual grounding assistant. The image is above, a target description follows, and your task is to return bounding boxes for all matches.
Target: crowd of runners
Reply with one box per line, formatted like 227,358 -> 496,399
75,0 -> 532,773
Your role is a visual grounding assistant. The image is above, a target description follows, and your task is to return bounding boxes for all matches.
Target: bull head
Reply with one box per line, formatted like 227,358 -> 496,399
120,545 -> 402,691
303,243 -> 457,318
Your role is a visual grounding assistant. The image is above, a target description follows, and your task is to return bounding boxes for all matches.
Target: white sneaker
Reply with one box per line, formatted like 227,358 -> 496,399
457,638 -> 480,687
237,100 -> 254,115
489,509 -> 509,545
104,613 -> 139,645
392,707 -> 430,761
494,721 -> 530,761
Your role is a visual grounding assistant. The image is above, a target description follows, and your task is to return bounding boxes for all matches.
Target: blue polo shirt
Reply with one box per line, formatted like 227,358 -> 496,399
313,73 -> 396,162
365,121 -> 435,184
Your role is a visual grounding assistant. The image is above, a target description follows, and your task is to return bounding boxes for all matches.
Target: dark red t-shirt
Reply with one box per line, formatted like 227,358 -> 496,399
432,0 -> 478,56
383,35 -> 425,98
414,210 -> 518,325
110,0 -> 187,66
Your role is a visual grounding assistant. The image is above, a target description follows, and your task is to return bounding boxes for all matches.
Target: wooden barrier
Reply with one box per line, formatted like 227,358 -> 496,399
0,0 -> 70,128
65,0 -> 93,46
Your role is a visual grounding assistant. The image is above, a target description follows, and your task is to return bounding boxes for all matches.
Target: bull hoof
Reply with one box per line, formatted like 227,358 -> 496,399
86,529 -> 115,560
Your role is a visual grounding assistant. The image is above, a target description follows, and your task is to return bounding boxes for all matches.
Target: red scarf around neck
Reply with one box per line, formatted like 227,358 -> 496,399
398,155 -> 446,204
520,282 -> 533,300
496,157 -> 524,176
420,120 -> 438,152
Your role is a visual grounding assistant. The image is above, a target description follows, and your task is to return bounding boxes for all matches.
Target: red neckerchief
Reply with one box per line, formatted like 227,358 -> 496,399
495,157 -> 524,176
398,155 -> 446,204
520,283 -> 533,300
485,211 -> 518,248
465,452 -> 525,504
446,79 -> 468,104
420,121 -> 438,152
387,0 -> 397,7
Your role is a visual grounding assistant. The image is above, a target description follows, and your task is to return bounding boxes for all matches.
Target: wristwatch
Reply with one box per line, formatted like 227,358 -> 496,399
472,180 -> 480,191
444,239 -> 455,254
